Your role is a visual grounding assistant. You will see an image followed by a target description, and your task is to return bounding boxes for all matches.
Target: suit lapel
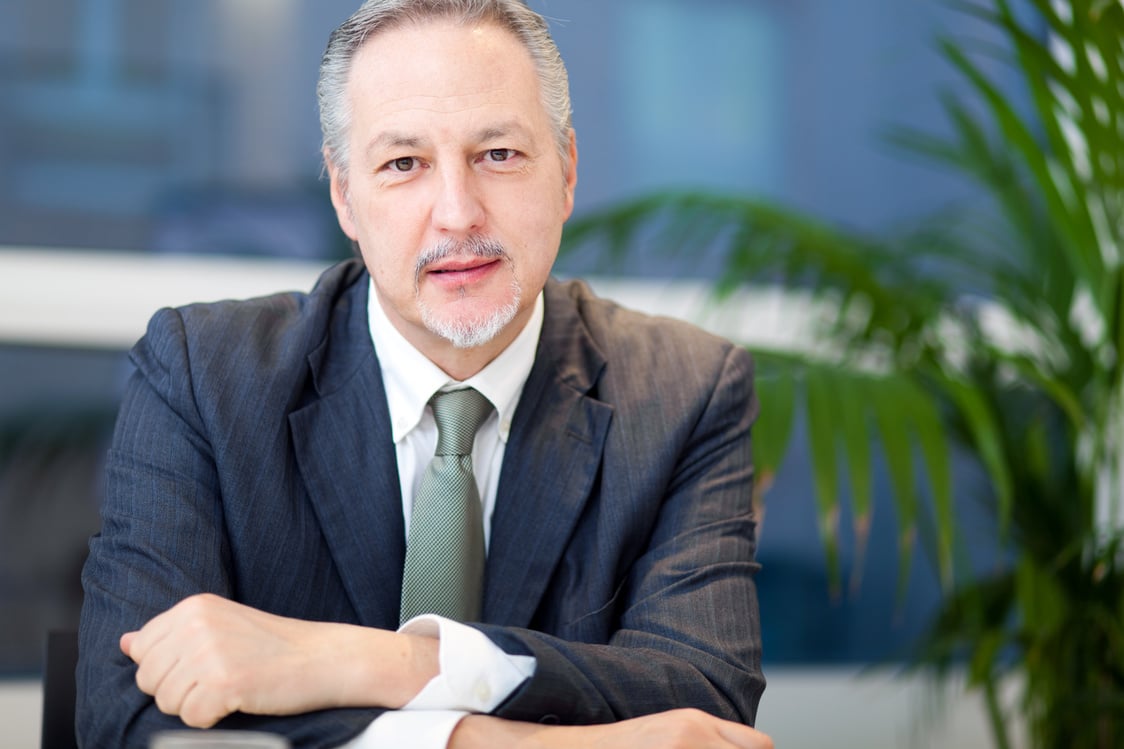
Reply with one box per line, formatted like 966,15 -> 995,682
289,271 -> 406,629
484,281 -> 612,626
286,272 -> 612,629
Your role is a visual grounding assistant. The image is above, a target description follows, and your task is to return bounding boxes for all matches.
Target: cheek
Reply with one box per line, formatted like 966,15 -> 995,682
352,194 -> 418,260
505,178 -> 568,237
362,238 -> 415,286
509,234 -> 561,293
350,214 -> 421,298
521,197 -> 567,261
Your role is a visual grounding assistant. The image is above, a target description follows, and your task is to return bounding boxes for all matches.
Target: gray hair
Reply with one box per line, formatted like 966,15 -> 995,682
317,0 -> 573,182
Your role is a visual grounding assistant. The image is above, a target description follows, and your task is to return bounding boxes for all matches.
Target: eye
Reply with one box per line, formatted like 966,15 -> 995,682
485,149 -> 517,163
386,156 -> 417,172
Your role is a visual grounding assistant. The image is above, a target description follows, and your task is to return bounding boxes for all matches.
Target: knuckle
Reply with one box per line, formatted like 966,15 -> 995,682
133,667 -> 151,693
179,593 -> 208,613
203,663 -> 246,709
181,701 -> 220,729
153,690 -> 177,717
179,593 -> 200,607
211,669 -> 238,696
180,592 -> 222,622
224,691 -> 245,718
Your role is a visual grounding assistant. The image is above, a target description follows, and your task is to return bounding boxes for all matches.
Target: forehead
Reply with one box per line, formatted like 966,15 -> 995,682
347,19 -> 546,131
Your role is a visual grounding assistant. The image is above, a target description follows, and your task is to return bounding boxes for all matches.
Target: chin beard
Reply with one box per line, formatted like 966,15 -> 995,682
419,281 -> 522,349
414,235 -> 521,349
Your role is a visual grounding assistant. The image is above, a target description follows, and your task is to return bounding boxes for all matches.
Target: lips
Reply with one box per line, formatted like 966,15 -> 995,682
428,257 -> 497,274
424,256 -> 502,286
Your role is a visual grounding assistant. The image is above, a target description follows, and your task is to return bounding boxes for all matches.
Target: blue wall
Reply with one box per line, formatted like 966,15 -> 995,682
0,0 -> 1016,673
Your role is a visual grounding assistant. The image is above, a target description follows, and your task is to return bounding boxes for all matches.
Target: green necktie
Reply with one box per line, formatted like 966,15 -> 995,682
400,387 -> 493,623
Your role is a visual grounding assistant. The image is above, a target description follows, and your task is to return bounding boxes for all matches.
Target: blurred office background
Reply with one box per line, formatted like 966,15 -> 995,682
0,0 -> 1016,745
0,0 -> 994,253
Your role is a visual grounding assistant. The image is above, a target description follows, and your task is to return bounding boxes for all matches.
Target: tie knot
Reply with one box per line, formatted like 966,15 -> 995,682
431,388 -> 493,456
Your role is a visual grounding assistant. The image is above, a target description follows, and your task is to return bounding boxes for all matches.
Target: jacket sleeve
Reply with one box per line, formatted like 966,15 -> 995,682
76,308 -> 379,749
478,343 -> 765,727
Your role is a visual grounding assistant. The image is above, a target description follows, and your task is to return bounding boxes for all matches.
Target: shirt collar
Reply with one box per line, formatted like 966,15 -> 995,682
367,277 -> 543,444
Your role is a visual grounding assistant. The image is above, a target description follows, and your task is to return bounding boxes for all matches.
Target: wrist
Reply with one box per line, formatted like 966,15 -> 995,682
365,628 -> 440,708
314,624 -> 439,709
450,716 -> 592,749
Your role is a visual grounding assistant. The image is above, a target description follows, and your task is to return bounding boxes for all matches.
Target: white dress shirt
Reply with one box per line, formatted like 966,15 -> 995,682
340,279 -> 541,748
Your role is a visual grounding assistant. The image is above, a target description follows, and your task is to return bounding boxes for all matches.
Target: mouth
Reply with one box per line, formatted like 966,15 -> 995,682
423,256 -> 503,286
414,236 -> 510,292
427,257 -> 500,274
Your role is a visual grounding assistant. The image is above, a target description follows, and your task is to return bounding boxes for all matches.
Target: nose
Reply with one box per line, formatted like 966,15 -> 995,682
430,163 -> 485,237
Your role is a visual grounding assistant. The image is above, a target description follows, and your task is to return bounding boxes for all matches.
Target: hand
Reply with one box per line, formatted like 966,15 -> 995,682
452,708 -> 774,749
583,709 -> 773,749
120,593 -> 438,728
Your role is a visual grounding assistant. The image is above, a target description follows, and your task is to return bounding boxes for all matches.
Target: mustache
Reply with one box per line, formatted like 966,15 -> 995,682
414,236 -> 510,281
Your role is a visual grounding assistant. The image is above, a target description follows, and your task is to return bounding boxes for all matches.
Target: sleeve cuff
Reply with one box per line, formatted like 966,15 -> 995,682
400,614 -> 536,712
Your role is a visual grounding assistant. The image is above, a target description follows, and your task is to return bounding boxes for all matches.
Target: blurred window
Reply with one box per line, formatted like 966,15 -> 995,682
0,0 -> 1008,676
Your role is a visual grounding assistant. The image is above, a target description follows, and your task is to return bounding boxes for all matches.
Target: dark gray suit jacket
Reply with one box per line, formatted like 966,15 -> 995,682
77,258 -> 764,748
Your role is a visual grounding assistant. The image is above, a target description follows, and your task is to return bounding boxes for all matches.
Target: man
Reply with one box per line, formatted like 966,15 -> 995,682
77,1 -> 771,747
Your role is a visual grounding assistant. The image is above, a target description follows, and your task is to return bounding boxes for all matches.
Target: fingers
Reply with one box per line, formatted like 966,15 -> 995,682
134,644 -> 183,708
124,612 -> 185,710
627,709 -> 774,749
124,598 -> 204,697
450,711 -> 773,749
174,679 -> 235,729
142,645 -> 234,728
118,594 -> 352,725
122,594 -> 199,664
121,594 -> 244,726
716,719 -> 774,749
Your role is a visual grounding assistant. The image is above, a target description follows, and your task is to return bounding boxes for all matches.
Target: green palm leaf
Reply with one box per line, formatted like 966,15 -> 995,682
563,3 -> 1124,742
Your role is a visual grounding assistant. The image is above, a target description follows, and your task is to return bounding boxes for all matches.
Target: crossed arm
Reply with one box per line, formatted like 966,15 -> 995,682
119,593 -> 772,749
81,306 -> 770,748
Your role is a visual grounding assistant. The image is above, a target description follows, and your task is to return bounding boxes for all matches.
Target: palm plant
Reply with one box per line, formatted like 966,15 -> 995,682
560,1 -> 1124,747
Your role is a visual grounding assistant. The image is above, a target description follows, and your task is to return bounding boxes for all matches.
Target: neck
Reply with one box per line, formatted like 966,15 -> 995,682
426,338 -> 511,381
406,307 -> 532,382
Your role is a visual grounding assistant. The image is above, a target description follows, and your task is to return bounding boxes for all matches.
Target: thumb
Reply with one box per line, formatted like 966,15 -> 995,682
119,631 -> 137,659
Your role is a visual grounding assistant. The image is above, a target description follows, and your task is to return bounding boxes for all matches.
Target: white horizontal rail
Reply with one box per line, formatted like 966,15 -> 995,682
0,247 -> 820,350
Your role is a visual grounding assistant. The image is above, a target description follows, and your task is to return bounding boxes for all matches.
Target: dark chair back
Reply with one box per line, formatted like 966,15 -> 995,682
41,630 -> 79,749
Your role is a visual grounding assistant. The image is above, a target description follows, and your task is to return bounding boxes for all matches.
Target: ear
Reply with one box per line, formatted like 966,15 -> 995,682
324,149 -> 359,241
561,128 -> 578,221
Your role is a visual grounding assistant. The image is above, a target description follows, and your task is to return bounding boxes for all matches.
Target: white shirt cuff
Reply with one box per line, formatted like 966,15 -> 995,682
400,614 -> 536,712
336,616 -> 536,749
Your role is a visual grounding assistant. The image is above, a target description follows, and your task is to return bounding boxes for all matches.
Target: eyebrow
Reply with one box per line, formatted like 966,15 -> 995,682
367,131 -> 426,153
365,121 -> 534,156
475,121 -> 532,142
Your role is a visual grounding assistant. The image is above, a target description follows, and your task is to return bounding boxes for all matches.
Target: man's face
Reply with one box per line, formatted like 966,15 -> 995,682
326,19 -> 577,359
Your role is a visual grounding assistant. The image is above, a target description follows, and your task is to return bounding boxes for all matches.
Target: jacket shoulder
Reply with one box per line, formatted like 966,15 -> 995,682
548,277 -> 748,367
139,258 -> 366,370
127,258 -> 369,434
541,278 -> 754,429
